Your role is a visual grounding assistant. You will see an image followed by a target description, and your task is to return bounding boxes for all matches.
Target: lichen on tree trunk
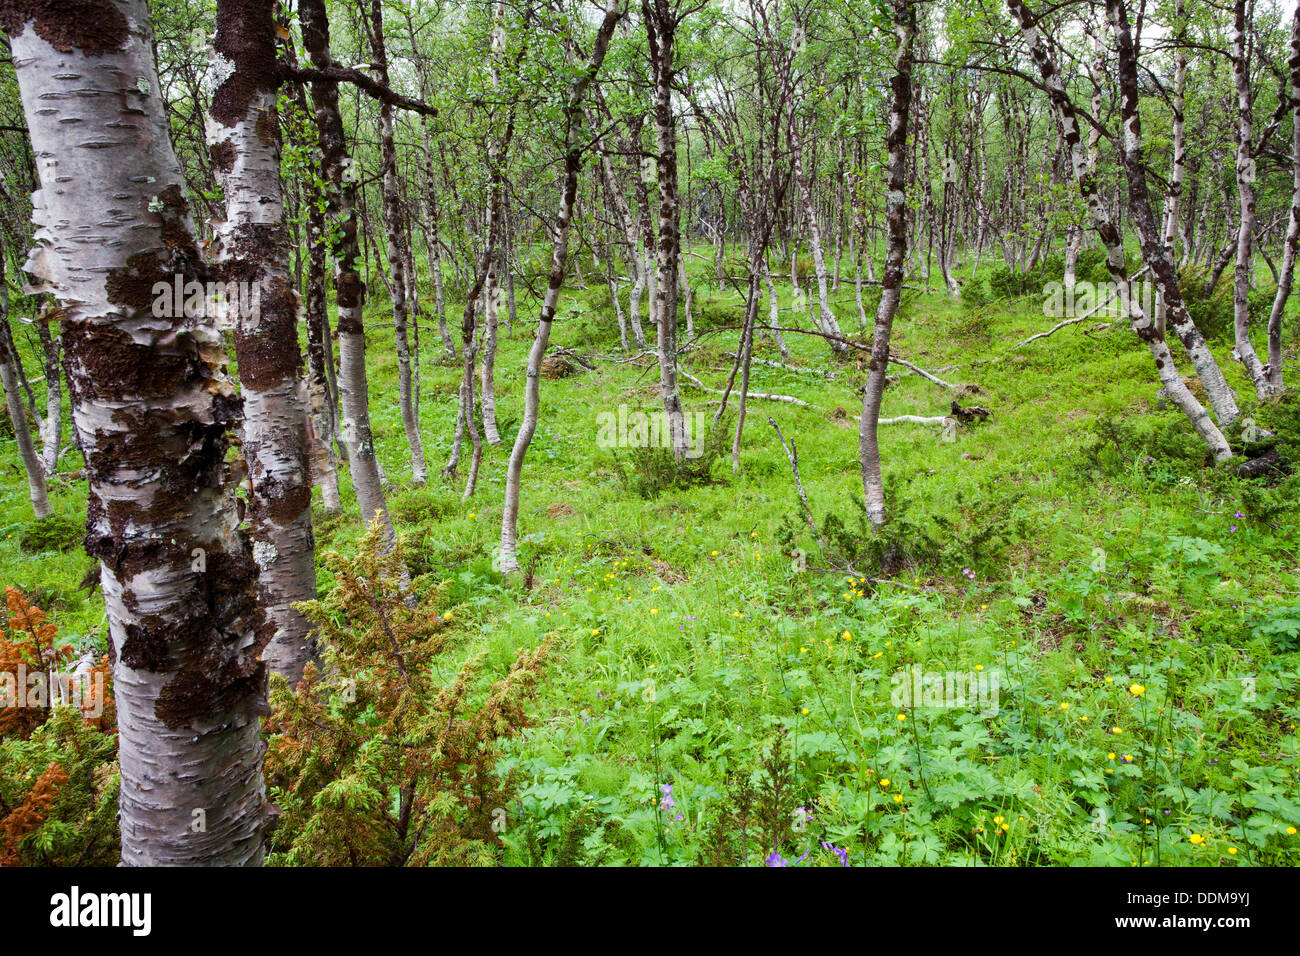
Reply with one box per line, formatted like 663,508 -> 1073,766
4,0 -> 271,865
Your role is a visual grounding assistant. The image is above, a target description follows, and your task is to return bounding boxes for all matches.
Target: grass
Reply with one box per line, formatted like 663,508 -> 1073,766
4,243 -> 1300,866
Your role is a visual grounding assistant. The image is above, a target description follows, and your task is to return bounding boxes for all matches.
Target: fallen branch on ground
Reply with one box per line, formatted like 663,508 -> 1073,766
680,369 -> 815,408
1008,265 -> 1150,350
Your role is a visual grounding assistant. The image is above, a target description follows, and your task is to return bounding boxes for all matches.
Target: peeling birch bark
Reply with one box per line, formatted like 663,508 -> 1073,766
4,0 -> 270,864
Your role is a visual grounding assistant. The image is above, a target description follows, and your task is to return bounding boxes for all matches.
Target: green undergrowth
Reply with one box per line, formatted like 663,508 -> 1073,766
3,244 -> 1299,866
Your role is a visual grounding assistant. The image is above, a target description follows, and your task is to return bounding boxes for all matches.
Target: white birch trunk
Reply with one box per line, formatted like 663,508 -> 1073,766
8,0 -> 271,864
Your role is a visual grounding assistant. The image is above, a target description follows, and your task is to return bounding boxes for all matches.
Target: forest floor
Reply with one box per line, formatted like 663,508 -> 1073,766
4,250 -> 1300,866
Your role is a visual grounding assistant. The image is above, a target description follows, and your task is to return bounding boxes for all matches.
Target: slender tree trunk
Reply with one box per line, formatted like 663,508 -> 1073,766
287,35 -> 344,508
304,201 -> 341,513
301,0 -> 391,534
420,119 -> 457,361
787,103 -> 846,355
1155,2 -> 1187,335
500,2 -> 620,574
479,2 -> 507,448
644,0 -> 689,459
207,0 -> 317,682
6,0 -> 270,864
861,0 -> 916,526
763,263 -> 791,361
34,311 -> 61,475
0,258 -> 50,518
1265,3 -> 1300,392
592,123 -> 647,349
368,0 -> 426,483
1231,0 -> 1274,399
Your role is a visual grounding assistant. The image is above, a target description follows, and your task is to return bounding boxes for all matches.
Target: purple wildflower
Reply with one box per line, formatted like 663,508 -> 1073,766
821,841 -> 849,867
659,783 -> 675,813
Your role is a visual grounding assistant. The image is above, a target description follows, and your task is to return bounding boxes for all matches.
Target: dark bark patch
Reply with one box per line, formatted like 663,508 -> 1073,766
209,138 -> 235,174
119,619 -> 171,671
104,249 -> 171,313
232,278 -> 302,390
255,107 -> 278,147
155,661 -> 265,728
209,0 -> 279,127
63,319 -> 196,401
150,547 -> 265,726
335,271 -> 364,313
251,470 -> 311,525
0,0 -> 129,57
155,184 -> 200,255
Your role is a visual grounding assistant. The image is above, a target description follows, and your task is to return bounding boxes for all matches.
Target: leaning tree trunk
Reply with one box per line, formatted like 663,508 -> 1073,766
1230,0 -> 1274,399
0,253 -> 50,518
860,0 -> 916,526
499,1 -> 620,574
34,311 -> 61,475
1010,0 -> 1231,461
1106,0 -> 1241,430
370,0 -> 427,482
1265,3 -> 1300,393
300,0 -> 391,535
207,0 -> 318,683
644,0 -> 690,459
5,0 -> 270,865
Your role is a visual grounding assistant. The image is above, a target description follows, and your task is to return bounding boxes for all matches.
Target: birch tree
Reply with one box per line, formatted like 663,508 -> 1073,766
500,0 -> 622,575
859,0 -> 916,526
0,245 -> 50,518
299,0 -> 392,534
1104,0 -> 1240,430
1230,0 -> 1275,399
4,0 -> 271,865
368,0 -> 427,482
207,0 -> 317,682
1007,0 -> 1231,461
643,0 -> 690,459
